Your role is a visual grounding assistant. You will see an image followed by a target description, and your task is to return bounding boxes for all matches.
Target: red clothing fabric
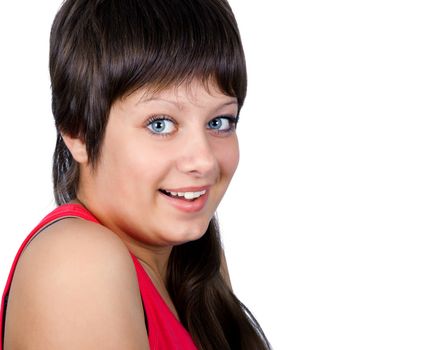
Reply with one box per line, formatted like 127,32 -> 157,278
1,204 -> 197,350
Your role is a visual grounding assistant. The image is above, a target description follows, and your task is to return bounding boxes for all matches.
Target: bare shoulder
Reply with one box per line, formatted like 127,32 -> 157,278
4,218 -> 149,350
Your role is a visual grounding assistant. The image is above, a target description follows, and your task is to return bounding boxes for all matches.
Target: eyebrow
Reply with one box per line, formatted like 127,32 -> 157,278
220,100 -> 239,107
137,96 -> 238,109
136,97 -> 182,109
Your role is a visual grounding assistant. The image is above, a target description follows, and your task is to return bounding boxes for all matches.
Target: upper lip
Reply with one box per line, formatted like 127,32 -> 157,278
161,185 -> 211,193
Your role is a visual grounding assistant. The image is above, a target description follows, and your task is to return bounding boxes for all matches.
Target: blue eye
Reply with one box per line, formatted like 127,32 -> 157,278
147,117 -> 176,135
208,117 -> 236,132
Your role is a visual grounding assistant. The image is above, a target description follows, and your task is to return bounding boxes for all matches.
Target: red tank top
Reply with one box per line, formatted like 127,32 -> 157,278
1,204 -> 197,350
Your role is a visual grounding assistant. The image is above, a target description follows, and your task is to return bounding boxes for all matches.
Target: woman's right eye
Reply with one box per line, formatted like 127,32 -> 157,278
146,117 -> 176,135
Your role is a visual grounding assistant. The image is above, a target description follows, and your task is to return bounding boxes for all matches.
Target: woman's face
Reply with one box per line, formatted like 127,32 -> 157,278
79,80 -> 239,248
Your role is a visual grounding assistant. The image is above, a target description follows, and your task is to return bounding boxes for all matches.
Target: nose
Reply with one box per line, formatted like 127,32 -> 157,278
176,131 -> 218,178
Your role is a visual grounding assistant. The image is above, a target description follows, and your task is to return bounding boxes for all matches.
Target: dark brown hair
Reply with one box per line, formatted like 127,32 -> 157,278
50,0 -> 271,348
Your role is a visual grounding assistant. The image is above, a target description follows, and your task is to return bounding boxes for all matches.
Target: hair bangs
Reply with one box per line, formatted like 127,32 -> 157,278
100,0 -> 247,107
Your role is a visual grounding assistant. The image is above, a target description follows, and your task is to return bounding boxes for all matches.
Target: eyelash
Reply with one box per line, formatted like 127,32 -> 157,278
208,116 -> 238,134
145,115 -> 239,137
145,115 -> 176,137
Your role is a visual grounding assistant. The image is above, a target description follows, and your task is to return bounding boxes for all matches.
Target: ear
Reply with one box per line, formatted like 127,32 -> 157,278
61,133 -> 88,164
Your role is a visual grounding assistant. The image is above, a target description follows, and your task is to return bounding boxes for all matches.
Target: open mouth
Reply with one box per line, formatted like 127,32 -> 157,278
159,189 -> 207,201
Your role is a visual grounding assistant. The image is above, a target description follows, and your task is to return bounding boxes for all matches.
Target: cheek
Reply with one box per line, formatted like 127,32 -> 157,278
109,137 -> 176,191
216,137 -> 240,178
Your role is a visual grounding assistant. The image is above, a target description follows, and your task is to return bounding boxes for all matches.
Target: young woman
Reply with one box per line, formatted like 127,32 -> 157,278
1,0 -> 271,349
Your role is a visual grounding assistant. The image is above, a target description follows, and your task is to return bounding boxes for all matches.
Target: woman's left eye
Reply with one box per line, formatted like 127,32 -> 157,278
207,116 -> 236,132
146,117 -> 176,135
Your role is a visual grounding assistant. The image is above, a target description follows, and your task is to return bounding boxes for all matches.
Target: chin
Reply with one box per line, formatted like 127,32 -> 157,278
166,221 -> 210,245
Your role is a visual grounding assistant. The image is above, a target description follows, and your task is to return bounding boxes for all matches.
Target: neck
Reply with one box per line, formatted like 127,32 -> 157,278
134,244 -> 172,283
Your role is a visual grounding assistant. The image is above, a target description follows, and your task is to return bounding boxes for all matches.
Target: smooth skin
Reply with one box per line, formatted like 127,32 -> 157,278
4,80 -> 239,349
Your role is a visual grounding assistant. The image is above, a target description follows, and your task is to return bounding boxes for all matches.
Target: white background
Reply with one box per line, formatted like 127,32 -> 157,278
1,1 -> 422,349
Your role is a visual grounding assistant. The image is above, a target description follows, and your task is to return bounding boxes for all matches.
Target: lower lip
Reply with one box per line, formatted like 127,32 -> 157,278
159,191 -> 209,213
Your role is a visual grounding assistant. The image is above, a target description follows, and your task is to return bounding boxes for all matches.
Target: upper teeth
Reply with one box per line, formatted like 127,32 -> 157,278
169,190 -> 206,200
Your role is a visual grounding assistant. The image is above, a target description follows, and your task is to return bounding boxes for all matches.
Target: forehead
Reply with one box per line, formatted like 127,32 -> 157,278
128,79 -> 237,108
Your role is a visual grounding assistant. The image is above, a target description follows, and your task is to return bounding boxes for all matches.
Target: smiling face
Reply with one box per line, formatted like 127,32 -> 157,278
77,80 -> 239,250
